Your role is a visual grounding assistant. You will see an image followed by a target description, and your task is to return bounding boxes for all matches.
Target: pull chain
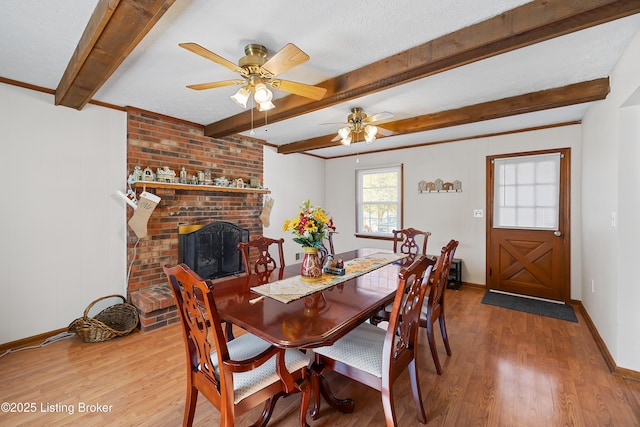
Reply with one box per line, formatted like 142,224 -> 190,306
264,109 -> 268,133
250,101 -> 255,136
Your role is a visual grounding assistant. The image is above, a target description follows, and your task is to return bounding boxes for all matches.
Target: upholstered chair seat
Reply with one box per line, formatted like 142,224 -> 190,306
217,333 -> 310,403
313,322 -> 385,378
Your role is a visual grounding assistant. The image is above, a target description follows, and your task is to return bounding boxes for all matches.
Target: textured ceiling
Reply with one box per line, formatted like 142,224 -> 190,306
1,0 -> 639,157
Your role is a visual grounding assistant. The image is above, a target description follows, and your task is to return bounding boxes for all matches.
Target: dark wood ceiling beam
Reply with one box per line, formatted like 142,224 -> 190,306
205,0 -> 639,138
276,78 -> 610,154
55,0 -> 175,110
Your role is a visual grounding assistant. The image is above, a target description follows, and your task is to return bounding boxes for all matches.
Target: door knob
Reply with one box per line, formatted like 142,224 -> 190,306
554,230 -> 562,237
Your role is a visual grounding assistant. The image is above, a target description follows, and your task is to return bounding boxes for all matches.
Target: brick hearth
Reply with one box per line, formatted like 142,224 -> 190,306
126,107 -> 265,332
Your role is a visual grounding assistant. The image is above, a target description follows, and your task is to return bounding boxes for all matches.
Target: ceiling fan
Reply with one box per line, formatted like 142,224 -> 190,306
329,107 -> 394,145
179,42 -> 327,111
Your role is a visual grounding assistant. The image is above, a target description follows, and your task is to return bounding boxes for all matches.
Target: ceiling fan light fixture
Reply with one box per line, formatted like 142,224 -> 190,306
253,83 -> 272,104
230,86 -> 250,108
258,100 -> 275,111
340,132 -> 352,146
338,126 -> 351,140
364,124 -> 378,144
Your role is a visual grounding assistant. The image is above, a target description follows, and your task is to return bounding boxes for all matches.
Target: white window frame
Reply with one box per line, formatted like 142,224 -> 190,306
355,164 -> 403,238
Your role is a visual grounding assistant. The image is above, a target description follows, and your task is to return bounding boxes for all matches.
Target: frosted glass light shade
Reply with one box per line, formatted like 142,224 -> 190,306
258,100 -> 275,111
364,125 -> 377,143
338,126 -> 351,139
230,86 -> 250,108
253,83 -> 272,103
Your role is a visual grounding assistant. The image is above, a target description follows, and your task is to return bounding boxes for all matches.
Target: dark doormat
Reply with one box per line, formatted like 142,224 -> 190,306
481,291 -> 578,323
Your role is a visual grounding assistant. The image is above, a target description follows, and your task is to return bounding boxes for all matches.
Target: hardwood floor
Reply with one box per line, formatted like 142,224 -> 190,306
1,287 -> 639,426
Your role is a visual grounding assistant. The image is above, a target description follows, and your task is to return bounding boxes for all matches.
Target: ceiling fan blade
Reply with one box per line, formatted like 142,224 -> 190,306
365,111 -> 394,123
179,42 -> 246,75
318,121 -> 349,125
270,79 -> 327,100
331,134 -> 341,142
377,126 -> 394,137
186,80 -> 245,90
262,43 -> 309,76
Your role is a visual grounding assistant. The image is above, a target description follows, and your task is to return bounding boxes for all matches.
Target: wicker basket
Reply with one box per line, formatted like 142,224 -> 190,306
68,294 -> 139,343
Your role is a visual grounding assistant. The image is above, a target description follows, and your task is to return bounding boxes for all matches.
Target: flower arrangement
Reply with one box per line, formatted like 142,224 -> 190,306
283,200 -> 336,248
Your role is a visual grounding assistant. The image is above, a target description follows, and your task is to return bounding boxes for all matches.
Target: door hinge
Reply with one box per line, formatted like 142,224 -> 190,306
489,267 -> 492,276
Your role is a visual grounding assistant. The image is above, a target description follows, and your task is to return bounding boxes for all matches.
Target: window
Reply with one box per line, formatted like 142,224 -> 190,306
493,153 -> 560,229
356,165 -> 403,237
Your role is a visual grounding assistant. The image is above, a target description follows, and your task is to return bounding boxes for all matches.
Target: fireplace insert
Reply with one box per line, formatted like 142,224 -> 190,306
178,221 -> 249,280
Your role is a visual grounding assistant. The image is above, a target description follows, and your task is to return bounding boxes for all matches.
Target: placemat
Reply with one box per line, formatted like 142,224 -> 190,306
251,252 -> 408,303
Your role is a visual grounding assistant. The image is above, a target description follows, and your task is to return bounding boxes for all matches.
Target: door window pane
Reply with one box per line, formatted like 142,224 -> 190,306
494,153 -> 560,229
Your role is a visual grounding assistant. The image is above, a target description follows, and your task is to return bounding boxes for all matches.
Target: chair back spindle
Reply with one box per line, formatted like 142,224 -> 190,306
392,228 -> 431,255
238,236 -> 285,284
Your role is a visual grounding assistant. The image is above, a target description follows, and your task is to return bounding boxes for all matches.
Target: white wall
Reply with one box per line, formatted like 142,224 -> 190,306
581,28 -> 640,372
618,105 -> 640,370
324,125 -> 583,298
263,146 -> 326,265
2,26 -> 638,372
0,84 -> 127,344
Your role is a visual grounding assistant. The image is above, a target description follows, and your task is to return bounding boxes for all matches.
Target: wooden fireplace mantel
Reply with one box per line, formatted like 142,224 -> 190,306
132,181 -> 271,194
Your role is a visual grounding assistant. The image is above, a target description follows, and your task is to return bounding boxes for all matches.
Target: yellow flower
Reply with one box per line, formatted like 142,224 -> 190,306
314,211 -> 328,224
282,200 -> 336,248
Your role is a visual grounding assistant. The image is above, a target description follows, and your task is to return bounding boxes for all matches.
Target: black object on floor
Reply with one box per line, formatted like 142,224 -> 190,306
481,291 -> 578,323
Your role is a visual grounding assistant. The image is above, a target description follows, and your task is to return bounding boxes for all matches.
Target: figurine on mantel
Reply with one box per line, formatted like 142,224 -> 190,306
214,176 -> 230,187
133,165 -> 143,181
142,167 -> 155,181
157,166 -> 176,183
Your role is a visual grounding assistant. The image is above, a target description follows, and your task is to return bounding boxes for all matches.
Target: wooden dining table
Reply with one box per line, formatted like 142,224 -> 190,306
211,247 -> 413,417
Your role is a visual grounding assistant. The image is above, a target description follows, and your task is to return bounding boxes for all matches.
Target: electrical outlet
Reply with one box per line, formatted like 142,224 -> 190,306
295,252 -> 304,261
473,209 -> 484,218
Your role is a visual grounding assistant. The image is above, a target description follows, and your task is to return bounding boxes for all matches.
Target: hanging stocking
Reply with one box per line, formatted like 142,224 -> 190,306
259,196 -> 274,227
128,191 -> 161,238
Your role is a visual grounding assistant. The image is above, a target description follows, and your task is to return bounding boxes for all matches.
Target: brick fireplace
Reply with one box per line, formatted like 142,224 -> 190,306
126,107 -> 265,331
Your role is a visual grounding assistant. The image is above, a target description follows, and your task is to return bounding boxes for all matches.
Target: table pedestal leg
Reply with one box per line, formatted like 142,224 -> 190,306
310,362 -> 355,420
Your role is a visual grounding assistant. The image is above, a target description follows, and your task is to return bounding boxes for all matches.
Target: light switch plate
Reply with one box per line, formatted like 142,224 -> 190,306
473,209 -> 484,218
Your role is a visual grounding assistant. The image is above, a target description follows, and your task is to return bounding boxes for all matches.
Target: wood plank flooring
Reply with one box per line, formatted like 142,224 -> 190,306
1,287 -> 639,426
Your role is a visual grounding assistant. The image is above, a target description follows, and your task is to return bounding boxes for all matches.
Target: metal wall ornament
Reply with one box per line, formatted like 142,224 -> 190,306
418,179 -> 462,193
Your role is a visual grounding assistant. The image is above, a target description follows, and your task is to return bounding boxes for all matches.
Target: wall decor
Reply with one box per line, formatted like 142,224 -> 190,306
418,179 -> 462,193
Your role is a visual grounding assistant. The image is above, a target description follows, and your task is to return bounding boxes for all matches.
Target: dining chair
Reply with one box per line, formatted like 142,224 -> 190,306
392,227 -> 431,255
318,230 -> 337,267
421,239 -> 459,374
238,236 -> 285,284
163,263 -> 311,427
325,230 -> 336,255
311,255 -> 434,426
370,239 -> 459,374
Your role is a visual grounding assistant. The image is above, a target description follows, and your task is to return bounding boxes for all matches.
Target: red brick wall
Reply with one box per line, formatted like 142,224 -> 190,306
126,107 -> 265,294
